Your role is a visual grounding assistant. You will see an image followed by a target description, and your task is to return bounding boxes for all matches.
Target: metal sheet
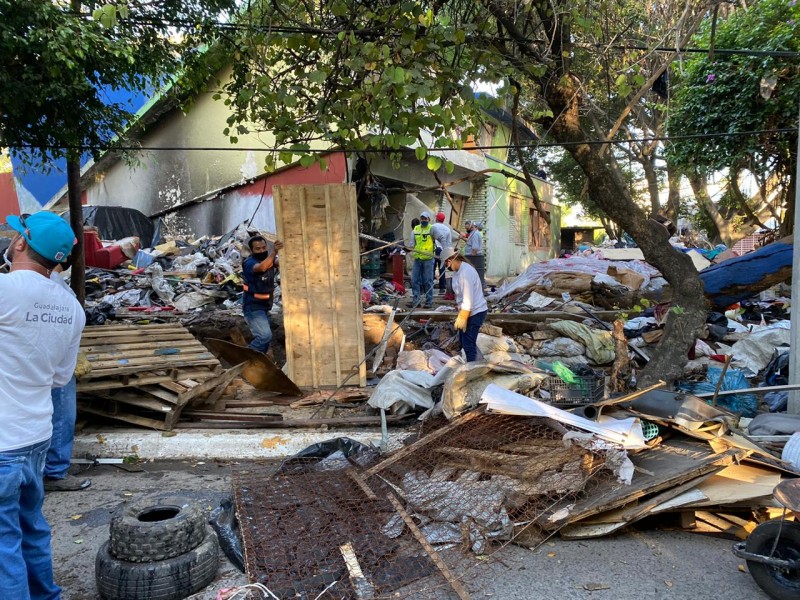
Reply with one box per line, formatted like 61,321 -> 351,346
206,338 -> 303,396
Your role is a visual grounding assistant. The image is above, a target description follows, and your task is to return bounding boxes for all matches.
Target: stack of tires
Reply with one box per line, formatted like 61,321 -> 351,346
96,496 -> 220,600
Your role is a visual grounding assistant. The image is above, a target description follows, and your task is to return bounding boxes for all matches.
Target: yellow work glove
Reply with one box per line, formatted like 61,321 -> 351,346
454,309 -> 470,331
74,351 -> 92,379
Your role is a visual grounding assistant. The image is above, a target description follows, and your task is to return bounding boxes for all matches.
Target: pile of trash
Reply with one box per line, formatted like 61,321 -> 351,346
76,223 -> 273,325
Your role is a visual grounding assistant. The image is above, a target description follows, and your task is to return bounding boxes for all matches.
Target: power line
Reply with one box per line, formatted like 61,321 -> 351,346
6,127 -> 796,154
67,12 -> 800,60
587,43 -> 800,59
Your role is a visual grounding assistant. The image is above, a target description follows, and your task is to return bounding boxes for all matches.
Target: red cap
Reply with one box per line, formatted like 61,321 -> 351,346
435,212 -> 446,222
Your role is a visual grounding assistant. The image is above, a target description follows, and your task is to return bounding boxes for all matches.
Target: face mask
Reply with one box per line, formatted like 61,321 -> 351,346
2,248 -> 12,269
253,251 -> 270,261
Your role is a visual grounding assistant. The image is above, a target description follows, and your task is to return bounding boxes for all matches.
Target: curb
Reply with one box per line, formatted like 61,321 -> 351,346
73,428 -> 397,460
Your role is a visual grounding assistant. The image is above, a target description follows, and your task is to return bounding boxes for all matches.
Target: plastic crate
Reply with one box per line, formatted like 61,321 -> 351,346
544,372 -> 605,406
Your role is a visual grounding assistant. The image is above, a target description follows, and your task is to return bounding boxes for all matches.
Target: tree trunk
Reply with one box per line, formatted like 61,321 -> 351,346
542,75 -> 706,386
730,169 -> 768,230
642,155 -> 661,215
67,156 -> 85,305
688,171 -> 731,245
665,166 -> 681,225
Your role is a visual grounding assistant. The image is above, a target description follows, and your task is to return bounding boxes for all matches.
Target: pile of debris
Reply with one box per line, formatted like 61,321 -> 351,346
227,378 -> 793,598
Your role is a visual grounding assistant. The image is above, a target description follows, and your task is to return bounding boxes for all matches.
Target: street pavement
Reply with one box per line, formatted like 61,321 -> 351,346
45,461 -> 770,599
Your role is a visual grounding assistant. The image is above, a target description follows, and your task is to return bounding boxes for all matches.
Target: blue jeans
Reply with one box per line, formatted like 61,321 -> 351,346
460,310 -> 487,362
411,259 -> 434,306
243,306 -> 273,353
0,439 -> 60,600
45,378 -> 76,480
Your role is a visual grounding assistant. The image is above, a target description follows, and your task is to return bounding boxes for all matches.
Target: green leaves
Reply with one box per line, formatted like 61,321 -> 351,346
426,155 -> 443,171
0,0 -> 237,168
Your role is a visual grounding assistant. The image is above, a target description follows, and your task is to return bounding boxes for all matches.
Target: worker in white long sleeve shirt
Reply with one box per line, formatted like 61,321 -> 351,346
461,221 -> 485,288
430,212 -> 452,293
443,247 -> 488,361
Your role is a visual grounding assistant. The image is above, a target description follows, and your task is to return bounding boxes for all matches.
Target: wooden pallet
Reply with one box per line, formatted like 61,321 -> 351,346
76,323 -> 240,430
77,323 -> 221,388
77,364 -> 244,431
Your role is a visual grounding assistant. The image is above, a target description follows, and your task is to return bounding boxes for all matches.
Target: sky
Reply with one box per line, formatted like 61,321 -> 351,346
10,88 -> 150,208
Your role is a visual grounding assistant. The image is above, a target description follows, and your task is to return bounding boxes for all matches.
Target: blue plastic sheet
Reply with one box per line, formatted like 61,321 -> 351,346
679,366 -> 758,417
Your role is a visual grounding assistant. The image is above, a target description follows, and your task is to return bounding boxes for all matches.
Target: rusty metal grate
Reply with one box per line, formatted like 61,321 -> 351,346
232,412 -> 619,599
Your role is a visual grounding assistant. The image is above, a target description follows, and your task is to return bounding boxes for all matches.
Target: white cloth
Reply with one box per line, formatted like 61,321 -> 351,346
0,271 -> 85,451
430,223 -> 452,250
465,229 -> 483,256
452,262 -> 488,314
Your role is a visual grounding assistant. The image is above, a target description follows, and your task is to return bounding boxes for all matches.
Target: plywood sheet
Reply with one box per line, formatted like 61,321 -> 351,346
274,184 -> 366,387
558,438 -> 743,525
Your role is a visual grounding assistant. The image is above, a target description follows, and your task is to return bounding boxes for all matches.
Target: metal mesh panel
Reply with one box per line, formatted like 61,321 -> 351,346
232,412 -> 619,599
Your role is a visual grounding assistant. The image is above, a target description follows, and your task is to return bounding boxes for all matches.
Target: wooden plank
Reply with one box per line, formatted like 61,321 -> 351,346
86,350 -> 214,369
134,385 -> 180,405
83,340 -> 201,356
81,331 -> 197,345
274,184 -> 365,387
81,323 -> 182,334
559,439 -> 744,526
76,369 -> 217,392
324,187 -> 343,386
560,472 -> 718,539
178,364 -> 245,404
96,391 -> 174,413
81,329 -> 195,341
83,358 -> 220,379
175,414 -> 411,428
78,402 -> 168,430
386,493 -> 472,600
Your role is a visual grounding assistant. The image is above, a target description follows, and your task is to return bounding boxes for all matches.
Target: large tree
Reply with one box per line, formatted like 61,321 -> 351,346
224,0 -> 716,385
667,0 -> 800,238
0,0 -> 234,301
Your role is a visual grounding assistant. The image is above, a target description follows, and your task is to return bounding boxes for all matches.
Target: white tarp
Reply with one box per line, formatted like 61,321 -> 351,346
731,321 -> 791,375
479,384 -> 648,450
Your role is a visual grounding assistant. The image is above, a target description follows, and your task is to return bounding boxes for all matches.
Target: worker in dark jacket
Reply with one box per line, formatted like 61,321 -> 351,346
242,235 -> 284,353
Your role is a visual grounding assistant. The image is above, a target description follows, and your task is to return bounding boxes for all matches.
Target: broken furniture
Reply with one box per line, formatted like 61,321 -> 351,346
76,323 -> 239,430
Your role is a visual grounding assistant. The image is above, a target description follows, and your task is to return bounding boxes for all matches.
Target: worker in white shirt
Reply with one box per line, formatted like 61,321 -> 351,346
442,247 -> 488,362
430,212 -> 452,294
462,221 -> 485,288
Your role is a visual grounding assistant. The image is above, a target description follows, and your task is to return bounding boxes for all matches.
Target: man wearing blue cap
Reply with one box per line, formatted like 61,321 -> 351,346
0,212 -> 84,599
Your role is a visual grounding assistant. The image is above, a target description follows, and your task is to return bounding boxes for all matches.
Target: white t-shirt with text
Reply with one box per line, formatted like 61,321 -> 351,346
0,270 -> 85,451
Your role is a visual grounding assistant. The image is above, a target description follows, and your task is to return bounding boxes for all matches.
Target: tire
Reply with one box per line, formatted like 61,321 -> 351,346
96,528 -> 220,600
109,496 -> 207,563
745,519 -> 800,600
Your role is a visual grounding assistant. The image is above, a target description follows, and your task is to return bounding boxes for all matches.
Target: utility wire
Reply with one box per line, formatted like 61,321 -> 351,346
7,127 -> 796,154
66,13 -> 800,59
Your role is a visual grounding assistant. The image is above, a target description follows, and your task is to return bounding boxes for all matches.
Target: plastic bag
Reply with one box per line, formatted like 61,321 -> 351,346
278,437 -> 379,473
678,366 -> 758,417
208,499 -> 244,573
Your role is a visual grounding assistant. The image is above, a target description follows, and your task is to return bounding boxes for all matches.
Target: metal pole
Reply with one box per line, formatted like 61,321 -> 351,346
789,100 -> 800,414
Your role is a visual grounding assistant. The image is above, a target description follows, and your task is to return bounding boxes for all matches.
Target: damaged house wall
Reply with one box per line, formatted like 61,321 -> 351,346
46,66 -> 338,236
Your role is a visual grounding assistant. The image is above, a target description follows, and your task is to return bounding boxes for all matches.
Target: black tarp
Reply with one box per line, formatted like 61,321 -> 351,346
61,206 -> 155,245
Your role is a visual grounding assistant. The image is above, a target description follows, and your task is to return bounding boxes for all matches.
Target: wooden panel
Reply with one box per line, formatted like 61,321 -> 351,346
274,184 -> 366,387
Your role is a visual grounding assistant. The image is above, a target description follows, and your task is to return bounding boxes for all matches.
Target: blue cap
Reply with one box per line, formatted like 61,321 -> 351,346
6,212 -> 77,263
